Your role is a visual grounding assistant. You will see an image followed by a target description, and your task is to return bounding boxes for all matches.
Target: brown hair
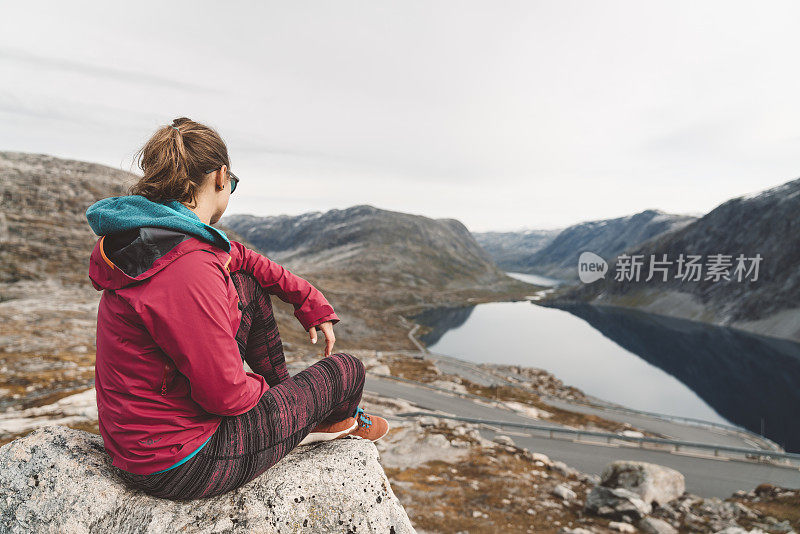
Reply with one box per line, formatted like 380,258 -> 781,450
128,117 -> 230,207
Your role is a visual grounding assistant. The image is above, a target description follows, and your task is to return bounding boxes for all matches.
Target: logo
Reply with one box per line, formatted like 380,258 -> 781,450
578,251 -> 608,284
576,251 -> 763,284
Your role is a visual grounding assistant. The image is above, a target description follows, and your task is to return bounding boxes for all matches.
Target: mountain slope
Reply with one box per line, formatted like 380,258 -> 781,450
0,151 -> 135,286
222,206 -> 539,349
547,178 -> 800,342
221,205 -> 521,291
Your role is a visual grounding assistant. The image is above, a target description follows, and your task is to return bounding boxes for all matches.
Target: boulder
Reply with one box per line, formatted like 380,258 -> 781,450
530,452 -> 551,465
609,521 -> 637,533
375,422 -> 469,469
600,460 -> 685,506
552,484 -> 577,501
493,435 -> 515,447
638,516 -> 679,534
551,460 -> 579,478
0,425 -> 416,533
584,486 -> 652,520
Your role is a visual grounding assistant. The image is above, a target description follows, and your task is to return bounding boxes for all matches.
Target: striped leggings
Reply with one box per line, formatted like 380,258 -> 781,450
115,270 -> 365,500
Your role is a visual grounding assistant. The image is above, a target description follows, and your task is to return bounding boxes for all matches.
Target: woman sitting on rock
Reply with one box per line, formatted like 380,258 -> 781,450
85,116 -> 389,500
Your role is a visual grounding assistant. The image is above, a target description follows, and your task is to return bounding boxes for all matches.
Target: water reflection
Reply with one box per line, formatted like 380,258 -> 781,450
552,303 -> 800,453
411,301 -> 800,452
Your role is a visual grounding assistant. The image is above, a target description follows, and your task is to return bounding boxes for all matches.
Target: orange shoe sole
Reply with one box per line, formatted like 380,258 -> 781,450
298,419 -> 358,446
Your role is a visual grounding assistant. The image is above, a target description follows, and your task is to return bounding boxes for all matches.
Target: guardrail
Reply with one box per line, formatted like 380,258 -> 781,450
538,393 -> 783,452
372,370 -> 785,454
402,348 -> 783,452
396,411 -> 800,468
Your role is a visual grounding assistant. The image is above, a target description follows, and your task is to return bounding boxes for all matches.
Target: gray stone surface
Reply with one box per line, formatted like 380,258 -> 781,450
638,516 -> 679,534
600,460 -> 686,506
552,484 -> 577,501
0,425 -> 415,533
584,486 -> 652,520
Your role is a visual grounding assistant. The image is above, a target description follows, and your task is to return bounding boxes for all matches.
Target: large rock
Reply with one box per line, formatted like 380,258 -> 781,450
600,460 -> 685,506
638,516 -> 678,534
0,425 -> 415,533
584,486 -> 652,520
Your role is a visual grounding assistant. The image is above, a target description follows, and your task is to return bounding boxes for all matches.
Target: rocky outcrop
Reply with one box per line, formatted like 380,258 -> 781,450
599,460 -> 686,507
584,486 -> 652,520
648,491 -> 789,533
0,425 -> 415,533
637,517 -> 678,534
584,461 -> 686,522
580,460 -> 795,532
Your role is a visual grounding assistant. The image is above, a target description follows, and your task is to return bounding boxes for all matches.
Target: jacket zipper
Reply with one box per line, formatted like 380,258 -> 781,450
161,361 -> 171,396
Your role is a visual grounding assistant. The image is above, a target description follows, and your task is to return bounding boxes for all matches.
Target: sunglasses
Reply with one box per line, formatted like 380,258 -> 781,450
204,166 -> 239,194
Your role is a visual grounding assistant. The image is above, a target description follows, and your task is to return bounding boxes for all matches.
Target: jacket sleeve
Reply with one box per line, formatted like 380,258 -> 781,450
227,240 -> 340,332
137,251 -> 269,416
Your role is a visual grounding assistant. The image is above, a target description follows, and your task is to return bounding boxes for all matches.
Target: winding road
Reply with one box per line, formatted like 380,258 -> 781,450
364,374 -> 800,498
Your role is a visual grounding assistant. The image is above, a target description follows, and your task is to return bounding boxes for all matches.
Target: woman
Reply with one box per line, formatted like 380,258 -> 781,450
85,116 -> 389,501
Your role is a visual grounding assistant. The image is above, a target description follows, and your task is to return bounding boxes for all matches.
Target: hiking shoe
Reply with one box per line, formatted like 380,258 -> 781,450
298,417 -> 358,446
347,407 -> 389,442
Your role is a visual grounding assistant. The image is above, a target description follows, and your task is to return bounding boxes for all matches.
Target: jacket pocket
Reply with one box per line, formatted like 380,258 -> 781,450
161,360 -> 172,396
224,275 -> 243,331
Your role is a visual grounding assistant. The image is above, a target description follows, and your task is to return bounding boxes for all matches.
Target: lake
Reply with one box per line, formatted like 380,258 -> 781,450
411,300 -> 800,453
505,271 -> 566,287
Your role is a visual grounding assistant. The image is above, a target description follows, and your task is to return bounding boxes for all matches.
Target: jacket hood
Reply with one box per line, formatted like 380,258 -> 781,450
86,195 -> 231,291
85,195 -> 231,252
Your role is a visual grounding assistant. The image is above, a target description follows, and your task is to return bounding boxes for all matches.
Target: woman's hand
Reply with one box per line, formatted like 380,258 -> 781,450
308,321 -> 336,357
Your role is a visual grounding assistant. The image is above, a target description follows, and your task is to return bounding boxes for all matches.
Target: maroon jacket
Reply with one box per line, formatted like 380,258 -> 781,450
88,228 -> 338,474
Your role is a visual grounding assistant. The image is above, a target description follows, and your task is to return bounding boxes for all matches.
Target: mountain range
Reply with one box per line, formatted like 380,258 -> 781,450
221,205 -> 512,291
5,148 -> 796,344
472,228 -> 562,276
474,210 -> 695,282
545,179 -> 800,342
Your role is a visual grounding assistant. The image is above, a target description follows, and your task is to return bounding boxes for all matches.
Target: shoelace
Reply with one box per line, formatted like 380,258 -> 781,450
354,406 -> 372,429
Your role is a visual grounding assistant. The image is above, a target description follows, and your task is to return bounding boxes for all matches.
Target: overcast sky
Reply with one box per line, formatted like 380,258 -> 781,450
2,1 -> 799,231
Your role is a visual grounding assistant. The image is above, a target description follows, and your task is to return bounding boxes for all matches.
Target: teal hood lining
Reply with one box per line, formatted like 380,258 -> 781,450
85,195 -> 231,253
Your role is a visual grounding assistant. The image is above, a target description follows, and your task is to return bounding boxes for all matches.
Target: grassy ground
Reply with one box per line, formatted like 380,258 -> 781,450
0,350 -> 95,410
385,421 -> 608,534
730,484 -> 800,532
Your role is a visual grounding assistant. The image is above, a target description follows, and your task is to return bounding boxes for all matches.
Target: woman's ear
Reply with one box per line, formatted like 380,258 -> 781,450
215,166 -> 227,191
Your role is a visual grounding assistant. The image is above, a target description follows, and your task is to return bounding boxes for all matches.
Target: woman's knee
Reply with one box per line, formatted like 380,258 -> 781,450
329,352 -> 365,382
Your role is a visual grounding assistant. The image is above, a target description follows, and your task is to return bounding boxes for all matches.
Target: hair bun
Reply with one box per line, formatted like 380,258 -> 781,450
129,117 -> 230,205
